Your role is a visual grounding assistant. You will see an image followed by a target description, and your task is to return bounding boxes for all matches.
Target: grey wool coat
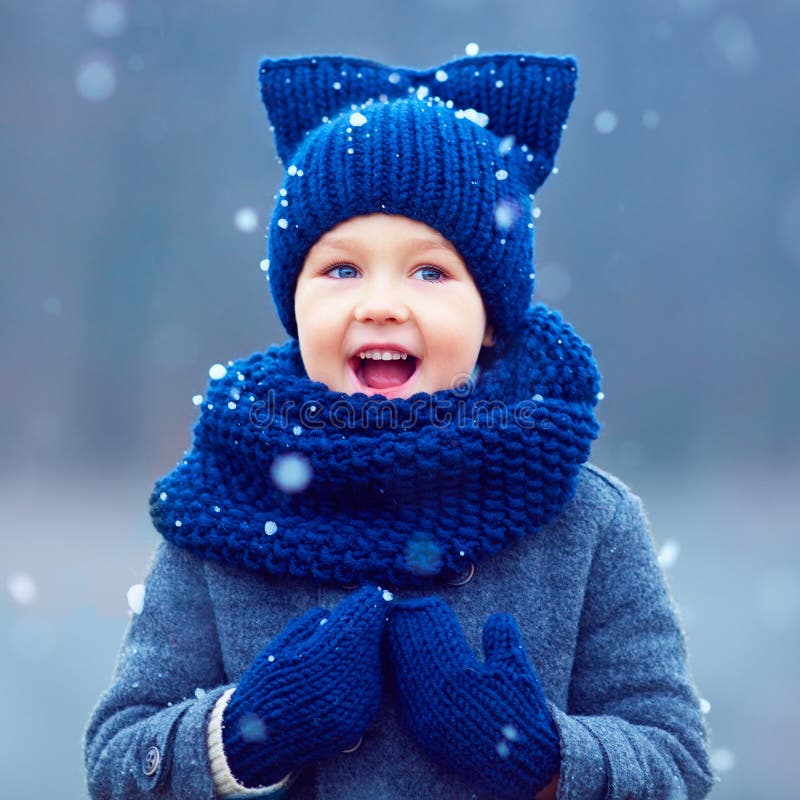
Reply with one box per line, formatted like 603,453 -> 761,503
84,463 -> 717,799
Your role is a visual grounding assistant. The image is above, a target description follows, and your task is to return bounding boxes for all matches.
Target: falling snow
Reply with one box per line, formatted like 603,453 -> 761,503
465,42 -> 480,56
238,712 -> 267,742
642,109 -> 661,129
495,200 -> 519,230
264,520 -> 278,536
85,0 -> 129,38
209,363 -> 227,380
127,584 -> 145,614
270,452 -> 313,493
657,540 -> 681,569
712,16 -> 758,75
710,747 -> 735,773
535,263 -> 572,303
454,108 -> 489,127
404,533 -> 443,576
594,110 -> 618,134
234,207 -> 258,233
8,573 -> 37,605
75,55 -> 116,102
502,724 -> 519,741
497,135 -> 515,156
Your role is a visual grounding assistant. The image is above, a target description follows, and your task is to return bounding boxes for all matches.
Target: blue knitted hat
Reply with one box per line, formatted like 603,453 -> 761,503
259,52 -> 577,341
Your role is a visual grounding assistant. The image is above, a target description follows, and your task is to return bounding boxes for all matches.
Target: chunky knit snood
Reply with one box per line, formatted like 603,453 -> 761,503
150,304 -> 600,588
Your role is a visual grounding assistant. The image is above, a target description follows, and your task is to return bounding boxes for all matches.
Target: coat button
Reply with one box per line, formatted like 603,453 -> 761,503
142,745 -> 160,776
341,736 -> 362,754
444,561 -> 474,587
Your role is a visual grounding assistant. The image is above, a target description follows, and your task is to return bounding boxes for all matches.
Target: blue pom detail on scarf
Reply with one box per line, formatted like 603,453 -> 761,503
150,305 -> 600,588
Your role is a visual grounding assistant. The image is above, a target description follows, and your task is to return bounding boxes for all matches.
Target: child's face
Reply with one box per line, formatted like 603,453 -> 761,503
294,214 -> 494,398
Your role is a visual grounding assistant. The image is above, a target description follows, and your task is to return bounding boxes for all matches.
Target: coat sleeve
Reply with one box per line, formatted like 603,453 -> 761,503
548,487 -> 718,800
83,538 -> 280,799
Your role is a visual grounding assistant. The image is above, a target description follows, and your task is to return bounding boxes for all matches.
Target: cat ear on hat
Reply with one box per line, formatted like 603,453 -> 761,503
258,52 -> 577,193
425,53 -> 577,193
258,54 -> 407,165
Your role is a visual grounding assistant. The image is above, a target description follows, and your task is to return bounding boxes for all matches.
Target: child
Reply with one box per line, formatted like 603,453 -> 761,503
84,52 -> 716,799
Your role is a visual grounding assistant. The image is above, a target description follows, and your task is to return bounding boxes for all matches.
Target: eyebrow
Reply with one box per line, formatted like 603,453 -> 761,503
318,236 -> 457,254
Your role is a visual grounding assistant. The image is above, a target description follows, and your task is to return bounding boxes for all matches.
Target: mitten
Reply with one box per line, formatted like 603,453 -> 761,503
222,584 -> 393,787
386,596 -> 560,799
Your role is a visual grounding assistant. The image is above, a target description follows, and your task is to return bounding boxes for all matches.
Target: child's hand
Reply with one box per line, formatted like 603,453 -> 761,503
386,596 -> 560,800
222,584 -> 393,788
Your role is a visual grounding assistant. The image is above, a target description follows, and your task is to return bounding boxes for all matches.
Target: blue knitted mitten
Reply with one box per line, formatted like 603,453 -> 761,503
387,597 -> 561,799
222,584 -> 393,787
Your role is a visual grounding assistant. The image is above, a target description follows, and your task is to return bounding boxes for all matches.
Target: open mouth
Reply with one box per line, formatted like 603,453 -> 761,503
348,352 -> 421,395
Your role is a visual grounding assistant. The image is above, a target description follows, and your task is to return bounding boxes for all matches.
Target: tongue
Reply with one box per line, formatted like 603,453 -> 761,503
361,357 -> 416,389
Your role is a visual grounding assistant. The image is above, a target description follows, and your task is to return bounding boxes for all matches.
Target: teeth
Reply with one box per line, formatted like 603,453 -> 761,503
358,350 -> 409,360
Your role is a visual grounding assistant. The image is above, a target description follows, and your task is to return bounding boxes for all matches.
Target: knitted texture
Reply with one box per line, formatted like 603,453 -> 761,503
221,585 -> 393,787
259,53 -> 577,340
150,305 -> 601,588
386,596 -> 560,799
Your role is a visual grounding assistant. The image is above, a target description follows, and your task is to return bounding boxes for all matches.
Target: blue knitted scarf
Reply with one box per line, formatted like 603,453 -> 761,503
150,305 -> 600,588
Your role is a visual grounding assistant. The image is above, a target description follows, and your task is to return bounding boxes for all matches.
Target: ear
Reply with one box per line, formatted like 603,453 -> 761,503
482,324 -> 496,348
258,53 -> 577,193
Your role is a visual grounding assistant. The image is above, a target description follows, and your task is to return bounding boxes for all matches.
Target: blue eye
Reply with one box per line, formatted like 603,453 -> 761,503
326,264 -> 359,279
415,266 -> 446,282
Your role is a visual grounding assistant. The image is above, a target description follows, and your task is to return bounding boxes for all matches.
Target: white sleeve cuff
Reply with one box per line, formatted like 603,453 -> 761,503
207,687 -> 295,798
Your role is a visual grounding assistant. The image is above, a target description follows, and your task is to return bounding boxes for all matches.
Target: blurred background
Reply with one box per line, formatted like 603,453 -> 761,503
2,0 -> 798,797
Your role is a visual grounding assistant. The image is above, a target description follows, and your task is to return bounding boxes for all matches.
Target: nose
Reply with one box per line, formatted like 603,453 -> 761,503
352,278 -> 410,324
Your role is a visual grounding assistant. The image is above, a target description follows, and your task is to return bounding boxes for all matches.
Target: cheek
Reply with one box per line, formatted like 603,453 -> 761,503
296,290 -> 337,334
427,331 -> 482,375
427,302 -> 486,347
